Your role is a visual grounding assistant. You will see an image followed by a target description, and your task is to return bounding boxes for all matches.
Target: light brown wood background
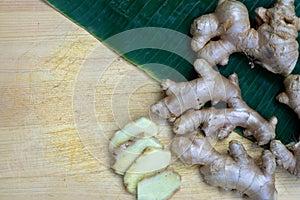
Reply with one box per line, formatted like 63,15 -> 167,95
0,0 -> 299,199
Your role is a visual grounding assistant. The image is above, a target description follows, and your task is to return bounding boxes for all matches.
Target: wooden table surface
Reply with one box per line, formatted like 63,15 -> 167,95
0,0 -> 299,199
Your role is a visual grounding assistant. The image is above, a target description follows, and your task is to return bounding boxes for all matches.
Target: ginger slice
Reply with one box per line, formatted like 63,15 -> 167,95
124,147 -> 171,194
137,170 -> 181,200
111,137 -> 163,175
109,117 -> 158,152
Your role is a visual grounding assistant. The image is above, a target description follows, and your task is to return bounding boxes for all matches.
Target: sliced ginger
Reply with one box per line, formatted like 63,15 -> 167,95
112,137 -> 163,175
109,118 -> 181,199
123,147 -> 171,194
109,117 -> 158,152
137,170 -> 181,200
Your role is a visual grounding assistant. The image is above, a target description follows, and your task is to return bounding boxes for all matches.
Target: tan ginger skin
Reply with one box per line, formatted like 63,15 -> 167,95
270,140 -> 300,177
277,74 -> 300,118
151,59 -> 240,121
173,107 -> 277,145
275,75 -> 300,177
151,59 -> 277,145
191,0 -> 300,76
172,136 -> 277,200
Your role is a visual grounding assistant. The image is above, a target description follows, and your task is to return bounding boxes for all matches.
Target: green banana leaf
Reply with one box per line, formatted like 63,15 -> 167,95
45,0 -> 300,144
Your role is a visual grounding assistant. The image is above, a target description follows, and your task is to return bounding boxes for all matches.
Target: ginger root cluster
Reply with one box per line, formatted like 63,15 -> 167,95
150,0 -> 300,199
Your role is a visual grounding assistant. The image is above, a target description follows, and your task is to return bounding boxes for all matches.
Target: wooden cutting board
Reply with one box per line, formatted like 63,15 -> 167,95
0,0 -> 299,199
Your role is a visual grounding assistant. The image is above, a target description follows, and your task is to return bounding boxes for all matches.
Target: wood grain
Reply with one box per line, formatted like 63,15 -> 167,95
0,0 -> 299,199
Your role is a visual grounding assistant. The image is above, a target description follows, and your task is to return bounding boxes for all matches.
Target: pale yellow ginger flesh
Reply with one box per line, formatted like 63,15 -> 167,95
109,118 -> 181,199
277,74 -> 300,118
123,147 -> 171,194
270,140 -> 300,177
109,117 -> 158,152
111,137 -> 163,175
172,135 -> 277,200
191,0 -> 300,76
137,170 -> 181,200
151,59 -> 277,145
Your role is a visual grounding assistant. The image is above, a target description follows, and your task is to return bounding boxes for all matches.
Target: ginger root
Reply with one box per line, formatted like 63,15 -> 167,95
191,0 -> 257,66
270,140 -> 300,177
251,0 -> 300,75
191,0 -> 300,76
151,59 -> 240,121
277,74 -> 300,118
173,107 -> 277,145
172,135 -> 277,200
151,59 -> 277,145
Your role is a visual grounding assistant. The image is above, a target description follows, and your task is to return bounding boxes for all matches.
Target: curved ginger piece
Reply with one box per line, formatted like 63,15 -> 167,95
277,74 -> 300,118
191,0 -> 300,76
172,136 -> 277,200
270,140 -> 300,177
151,59 -> 240,121
151,59 -> 277,145
173,108 -> 277,145
191,0 -> 258,66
